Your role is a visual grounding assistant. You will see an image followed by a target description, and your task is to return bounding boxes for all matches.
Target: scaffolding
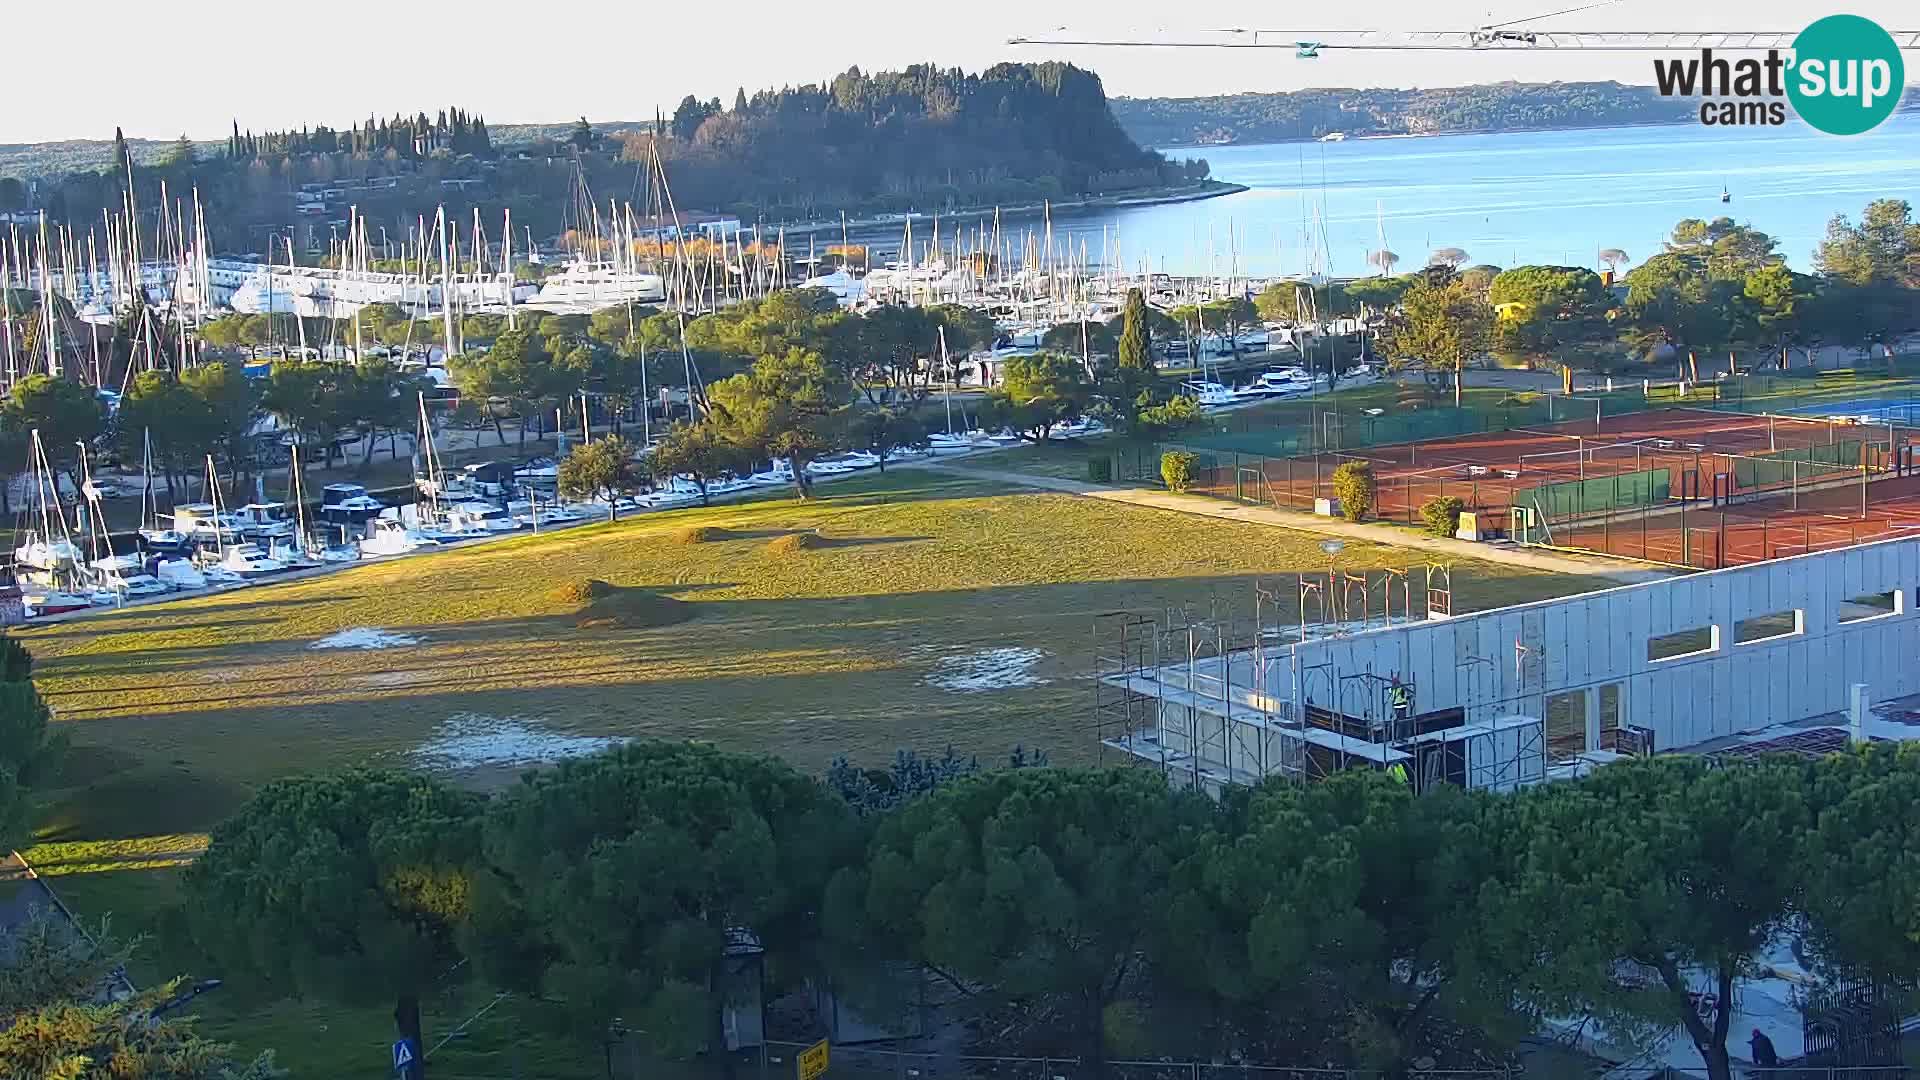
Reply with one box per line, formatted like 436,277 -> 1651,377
1089,566 -> 1545,797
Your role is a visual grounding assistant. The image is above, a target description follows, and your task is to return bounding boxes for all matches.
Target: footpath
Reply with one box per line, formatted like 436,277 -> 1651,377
922,462 -> 1671,585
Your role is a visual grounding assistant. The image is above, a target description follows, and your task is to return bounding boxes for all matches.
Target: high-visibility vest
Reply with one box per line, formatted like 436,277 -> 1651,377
1387,763 -> 1411,785
1389,686 -> 1410,709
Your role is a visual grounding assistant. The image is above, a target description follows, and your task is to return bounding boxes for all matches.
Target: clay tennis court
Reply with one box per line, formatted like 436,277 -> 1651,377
1197,405 -> 1916,522
1558,471 -> 1920,569
1187,404 -> 1920,568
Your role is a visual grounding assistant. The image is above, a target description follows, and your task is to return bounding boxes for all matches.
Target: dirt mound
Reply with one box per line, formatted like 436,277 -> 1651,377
765,532 -> 827,556
575,588 -> 696,630
547,578 -> 615,606
673,525 -> 730,544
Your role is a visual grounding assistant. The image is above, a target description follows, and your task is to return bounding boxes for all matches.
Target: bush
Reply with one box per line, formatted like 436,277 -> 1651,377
767,532 -> 826,556
546,578 -> 614,606
673,525 -> 727,544
1087,456 -> 1113,484
1420,495 -> 1465,538
1160,450 -> 1198,493
1331,461 -> 1376,522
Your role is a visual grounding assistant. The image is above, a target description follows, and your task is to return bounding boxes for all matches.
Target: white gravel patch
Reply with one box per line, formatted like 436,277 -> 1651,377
311,627 -> 421,650
410,713 -> 626,770
923,647 -> 1051,693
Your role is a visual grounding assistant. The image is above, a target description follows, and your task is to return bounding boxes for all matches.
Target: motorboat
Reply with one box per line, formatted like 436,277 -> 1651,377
232,502 -> 297,542
201,565 -> 249,585
172,503 -> 241,543
22,589 -> 94,617
155,559 -> 208,590
218,543 -> 287,577
90,553 -> 147,578
635,487 -> 698,508
517,503 -> 592,528
1053,418 -> 1108,439
447,501 -> 522,532
88,574 -> 170,604
268,540 -> 322,570
114,574 -> 171,599
138,527 -> 194,555
14,536 -> 83,572
319,484 -> 384,532
360,519 -> 440,557
927,432 -> 977,452
317,544 -> 361,564
748,460 -> 796,486
513,457 -> 559,483
1178,380 -> 1238,408
804,458 -> 859,477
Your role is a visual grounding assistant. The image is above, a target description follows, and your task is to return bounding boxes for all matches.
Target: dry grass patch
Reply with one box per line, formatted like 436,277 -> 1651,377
673,525 -> 731,544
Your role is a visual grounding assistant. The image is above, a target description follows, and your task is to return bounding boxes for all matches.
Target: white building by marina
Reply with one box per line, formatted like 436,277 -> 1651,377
1099,536 -> 1920,795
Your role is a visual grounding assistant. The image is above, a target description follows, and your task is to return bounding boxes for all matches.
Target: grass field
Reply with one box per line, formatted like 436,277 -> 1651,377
11,468 -> 1607,1076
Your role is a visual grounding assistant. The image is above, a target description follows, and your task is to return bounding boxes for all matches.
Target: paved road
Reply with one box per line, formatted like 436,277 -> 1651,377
925,462 -> 1667,585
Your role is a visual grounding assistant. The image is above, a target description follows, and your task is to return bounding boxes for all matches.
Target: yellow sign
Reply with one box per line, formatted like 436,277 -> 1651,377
797,1039 -> 829,1080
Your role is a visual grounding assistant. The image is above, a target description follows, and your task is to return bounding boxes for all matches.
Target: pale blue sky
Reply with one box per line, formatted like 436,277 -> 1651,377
6,0 -> 1908,143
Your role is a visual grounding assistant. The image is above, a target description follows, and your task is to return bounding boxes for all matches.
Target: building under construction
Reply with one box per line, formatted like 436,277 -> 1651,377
1094,563 -> 1556,796
1094,535 -> 1920,796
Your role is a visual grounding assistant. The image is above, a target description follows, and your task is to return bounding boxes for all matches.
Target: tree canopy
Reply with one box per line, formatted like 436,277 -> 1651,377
469,742 -> 859,1054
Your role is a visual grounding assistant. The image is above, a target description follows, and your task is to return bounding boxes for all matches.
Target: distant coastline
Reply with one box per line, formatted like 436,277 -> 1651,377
1116,81 -> 1920,150
1146,117 -> 1700,151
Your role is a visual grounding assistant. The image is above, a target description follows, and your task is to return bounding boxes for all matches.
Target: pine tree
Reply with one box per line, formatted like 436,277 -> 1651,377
733,87 -> 749,113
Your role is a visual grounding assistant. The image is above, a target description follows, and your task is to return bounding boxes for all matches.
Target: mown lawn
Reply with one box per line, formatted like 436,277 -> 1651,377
14,468 -> 1607,1076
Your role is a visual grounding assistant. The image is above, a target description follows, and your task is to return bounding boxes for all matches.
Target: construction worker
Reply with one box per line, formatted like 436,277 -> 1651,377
1388,680 -> 1413,724
1386,762 -> 1411,786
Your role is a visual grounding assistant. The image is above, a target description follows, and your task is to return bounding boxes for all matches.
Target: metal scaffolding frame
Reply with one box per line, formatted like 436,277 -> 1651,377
1087,567 -> 1548,796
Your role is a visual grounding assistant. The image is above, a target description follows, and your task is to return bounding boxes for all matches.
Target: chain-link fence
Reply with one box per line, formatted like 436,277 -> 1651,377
753,1044 -> 1517,1080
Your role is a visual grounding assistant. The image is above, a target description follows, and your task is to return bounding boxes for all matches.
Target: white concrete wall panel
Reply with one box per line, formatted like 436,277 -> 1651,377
1267,537 -> 1920,753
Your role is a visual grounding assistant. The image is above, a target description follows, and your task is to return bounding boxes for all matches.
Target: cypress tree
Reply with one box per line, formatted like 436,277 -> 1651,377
1118,288 -> 1153,370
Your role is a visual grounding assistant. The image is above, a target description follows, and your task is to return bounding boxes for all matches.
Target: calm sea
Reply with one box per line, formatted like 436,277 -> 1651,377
849,113 -> 1920,278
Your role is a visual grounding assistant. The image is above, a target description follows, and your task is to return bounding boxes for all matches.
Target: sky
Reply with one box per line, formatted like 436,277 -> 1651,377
5,0 -> 1912,144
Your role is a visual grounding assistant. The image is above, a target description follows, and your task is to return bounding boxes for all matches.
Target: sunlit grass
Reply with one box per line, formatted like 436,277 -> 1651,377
12,468 -> 1605,1076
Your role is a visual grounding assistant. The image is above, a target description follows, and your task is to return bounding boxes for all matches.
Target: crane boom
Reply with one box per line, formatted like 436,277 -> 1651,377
1008,28 -> 1920,51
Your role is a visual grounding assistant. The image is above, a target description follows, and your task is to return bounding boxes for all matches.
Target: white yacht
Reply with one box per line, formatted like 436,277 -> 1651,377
359,519 -> 440,557
218,543 -> 287,577
233,502 -> 297,541
526,261 -> 667,311
13,536 -> 82,572
1178,380 -> 1238,408
173,503 -> 241,543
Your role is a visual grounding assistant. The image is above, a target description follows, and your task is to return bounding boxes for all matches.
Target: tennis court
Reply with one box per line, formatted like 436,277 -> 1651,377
1176,405 -> 1917,529
1555,472 -> 1920,569
1791,396 -> 1920,426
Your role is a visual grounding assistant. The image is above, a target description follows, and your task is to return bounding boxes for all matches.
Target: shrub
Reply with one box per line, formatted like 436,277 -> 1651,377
1331,461 -> 1376,522
546,577 -> 614,606
673,525 -> 727,544
1160,450 -> 1198,493
1086,456 -> 1114,484
767,532 -> 826,556
1421,495 -> 1466,537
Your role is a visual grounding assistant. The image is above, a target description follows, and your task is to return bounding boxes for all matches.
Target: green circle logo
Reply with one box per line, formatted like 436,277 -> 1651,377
1787,14 -> 1906,135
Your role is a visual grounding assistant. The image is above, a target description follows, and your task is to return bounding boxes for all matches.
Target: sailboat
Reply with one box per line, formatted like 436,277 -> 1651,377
13,430 -> 92,616
1721,181 -> 1732,203
136,429 -> 192,555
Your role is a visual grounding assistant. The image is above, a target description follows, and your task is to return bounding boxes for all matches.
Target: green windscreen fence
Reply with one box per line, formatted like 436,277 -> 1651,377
1731,441 -> 1860,489
1521,467 -> 1672,520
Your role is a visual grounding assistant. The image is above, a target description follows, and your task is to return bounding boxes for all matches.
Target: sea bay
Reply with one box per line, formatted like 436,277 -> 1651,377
846,112 -> 1920,277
